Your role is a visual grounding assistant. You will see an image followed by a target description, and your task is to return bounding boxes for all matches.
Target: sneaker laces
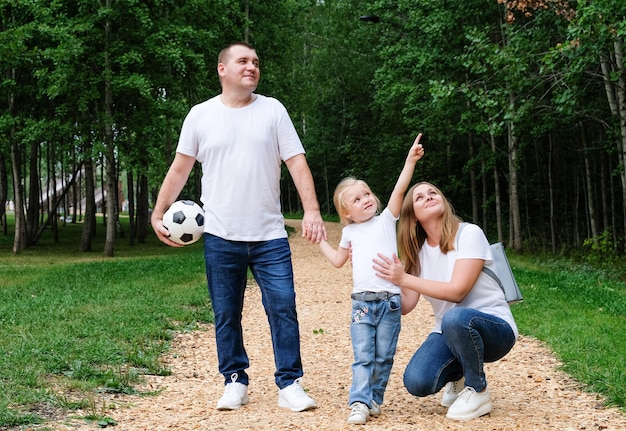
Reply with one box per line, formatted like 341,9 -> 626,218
350,402 -> 369,415
223,372 -> 239,395
448,378 -> 464,394
290,378 -> 306,395
455,386 -> 476,404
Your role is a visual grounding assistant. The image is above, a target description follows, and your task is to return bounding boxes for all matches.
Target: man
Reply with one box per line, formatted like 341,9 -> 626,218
151,42 -> 326,412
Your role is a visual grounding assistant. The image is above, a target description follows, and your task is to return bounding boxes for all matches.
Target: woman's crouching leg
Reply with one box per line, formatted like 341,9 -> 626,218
403,332 -> 461,397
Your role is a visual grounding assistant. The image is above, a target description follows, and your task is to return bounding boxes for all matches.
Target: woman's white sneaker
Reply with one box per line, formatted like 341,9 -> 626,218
445,386 -> 492,421
441,377 -> 465,407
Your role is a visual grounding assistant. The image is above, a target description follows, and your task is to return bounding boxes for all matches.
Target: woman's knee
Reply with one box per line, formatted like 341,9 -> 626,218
403,368 -> 432,397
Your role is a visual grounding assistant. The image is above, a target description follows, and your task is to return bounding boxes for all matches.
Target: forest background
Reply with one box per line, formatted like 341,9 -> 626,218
1,0 -> 626,263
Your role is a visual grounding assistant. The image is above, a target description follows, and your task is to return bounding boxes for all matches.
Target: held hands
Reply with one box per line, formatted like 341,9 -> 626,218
301,211 -> 327,244
373,253 -> 405,285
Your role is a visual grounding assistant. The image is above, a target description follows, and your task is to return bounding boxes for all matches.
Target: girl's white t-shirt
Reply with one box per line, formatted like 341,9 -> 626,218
176,94 -> 304,241
420,223 -> 518,338
340,208 -> 401,295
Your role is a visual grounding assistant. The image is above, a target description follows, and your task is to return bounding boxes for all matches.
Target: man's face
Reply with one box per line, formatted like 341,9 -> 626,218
218,45 -> 260,91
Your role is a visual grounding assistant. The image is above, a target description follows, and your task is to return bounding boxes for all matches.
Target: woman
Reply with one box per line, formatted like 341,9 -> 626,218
372,182 -> 518,421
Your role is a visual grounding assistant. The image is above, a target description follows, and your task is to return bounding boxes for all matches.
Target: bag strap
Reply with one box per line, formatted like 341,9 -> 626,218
456,222 -> 506,297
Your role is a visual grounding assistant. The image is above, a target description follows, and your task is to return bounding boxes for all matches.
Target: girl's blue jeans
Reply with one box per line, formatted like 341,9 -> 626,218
349,294 -> 401,407
203,233 -> 303,389
403,307 -> 516,396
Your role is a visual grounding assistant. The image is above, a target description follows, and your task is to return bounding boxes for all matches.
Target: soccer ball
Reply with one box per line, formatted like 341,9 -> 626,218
162,200 -> 205,245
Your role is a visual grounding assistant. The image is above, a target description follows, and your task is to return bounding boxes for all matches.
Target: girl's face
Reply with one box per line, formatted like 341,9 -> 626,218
342,182 -> 378,224
412,183 -> 444,222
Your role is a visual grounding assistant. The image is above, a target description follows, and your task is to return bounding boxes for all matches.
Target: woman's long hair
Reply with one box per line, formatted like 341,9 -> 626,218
397,182 -> 462,276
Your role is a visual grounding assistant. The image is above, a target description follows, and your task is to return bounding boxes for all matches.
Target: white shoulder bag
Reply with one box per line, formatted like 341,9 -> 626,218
457,223 -> 523,304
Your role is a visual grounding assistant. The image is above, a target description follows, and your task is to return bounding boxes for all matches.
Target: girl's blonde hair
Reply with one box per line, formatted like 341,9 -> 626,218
397,182 -> 462,276
333,177 -> 381,225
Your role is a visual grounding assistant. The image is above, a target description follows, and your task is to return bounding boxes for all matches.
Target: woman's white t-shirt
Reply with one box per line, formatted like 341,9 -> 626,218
420,223 -> 518,338
176,94 -> 304,241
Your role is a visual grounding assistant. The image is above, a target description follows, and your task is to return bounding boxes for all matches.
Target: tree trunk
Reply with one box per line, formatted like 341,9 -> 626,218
10,139 -> 27,253
613,38 -> 626,251
127,169 -> 135,246
491,133 -> 503,243
80,155 -> 96,252
600,37 -> 626,251
548,134 -> 556,254
103,3 -> 116,257
468,134 -> 478,223
481,159 -> 488,235
136,168 -> 149,243
0,151 -> 7,234
581,126 -> 598,241
26,140 -> 39,243
507,119 -> 521,252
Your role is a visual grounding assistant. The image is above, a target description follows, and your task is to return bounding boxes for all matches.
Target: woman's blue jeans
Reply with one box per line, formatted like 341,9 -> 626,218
349,294 -> 401,407
403,307 -> 516,396
204,234 -> 303,389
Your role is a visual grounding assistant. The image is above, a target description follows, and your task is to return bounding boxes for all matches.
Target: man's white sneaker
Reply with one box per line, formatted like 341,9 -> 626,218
216,373 -> 249,410
445,386 -> 492,421
278,378 -> 317,412
441,377 -> 465,407
369,400 -> 381,417
347,402 -> 370,424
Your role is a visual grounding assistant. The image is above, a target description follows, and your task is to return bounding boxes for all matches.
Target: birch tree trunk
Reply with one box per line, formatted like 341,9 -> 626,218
507,117 -> 521,252
581,126 -> 598,241
491,133 -> 503,243
614,38 -> 626,251
548,134 -> 556,254
103,1 -> 116,257
10,139 -> 28,252
80,155 -> 96,252
600,37 -> 626,251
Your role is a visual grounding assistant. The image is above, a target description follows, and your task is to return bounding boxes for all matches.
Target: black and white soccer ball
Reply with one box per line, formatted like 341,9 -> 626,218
162,200 -> 205,245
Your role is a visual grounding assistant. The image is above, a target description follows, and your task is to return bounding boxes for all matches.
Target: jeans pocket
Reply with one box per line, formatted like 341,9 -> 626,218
388,295 -> 401,312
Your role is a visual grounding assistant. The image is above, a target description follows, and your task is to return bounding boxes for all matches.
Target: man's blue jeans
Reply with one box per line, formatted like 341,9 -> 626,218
403,307 -> 516,396
204,234 -> 303,389
349,294 -> 401,407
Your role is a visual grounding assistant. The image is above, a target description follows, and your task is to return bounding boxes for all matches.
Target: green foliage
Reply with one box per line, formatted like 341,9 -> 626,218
582,229 -> 621,270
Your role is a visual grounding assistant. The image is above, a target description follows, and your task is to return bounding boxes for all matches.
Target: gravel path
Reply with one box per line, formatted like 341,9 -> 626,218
45,220 -> 626,431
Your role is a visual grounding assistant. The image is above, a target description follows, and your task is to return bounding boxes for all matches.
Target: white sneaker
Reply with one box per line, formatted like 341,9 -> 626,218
446,386 -> 492,421
441,377 -> 465,407
347,402 -> 370,424
216,373 -> 249,410
369,400 -> 381,416
278,378 -> 317,412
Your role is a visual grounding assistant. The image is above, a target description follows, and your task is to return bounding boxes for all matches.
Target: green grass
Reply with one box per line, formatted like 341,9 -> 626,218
0,215 -> 625,427
0,216 -> 212,427
508,255 -> 626,409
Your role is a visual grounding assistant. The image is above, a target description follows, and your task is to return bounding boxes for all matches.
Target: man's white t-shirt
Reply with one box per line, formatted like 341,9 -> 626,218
420,223 -> 518,338
339,208 -> 401,295
176,94 -> 304,241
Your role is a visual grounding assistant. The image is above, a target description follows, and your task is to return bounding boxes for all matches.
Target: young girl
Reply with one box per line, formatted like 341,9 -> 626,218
318,134 -> 424,424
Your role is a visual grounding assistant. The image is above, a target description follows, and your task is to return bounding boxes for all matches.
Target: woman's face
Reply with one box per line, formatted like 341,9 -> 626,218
412,183 -> 444,222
